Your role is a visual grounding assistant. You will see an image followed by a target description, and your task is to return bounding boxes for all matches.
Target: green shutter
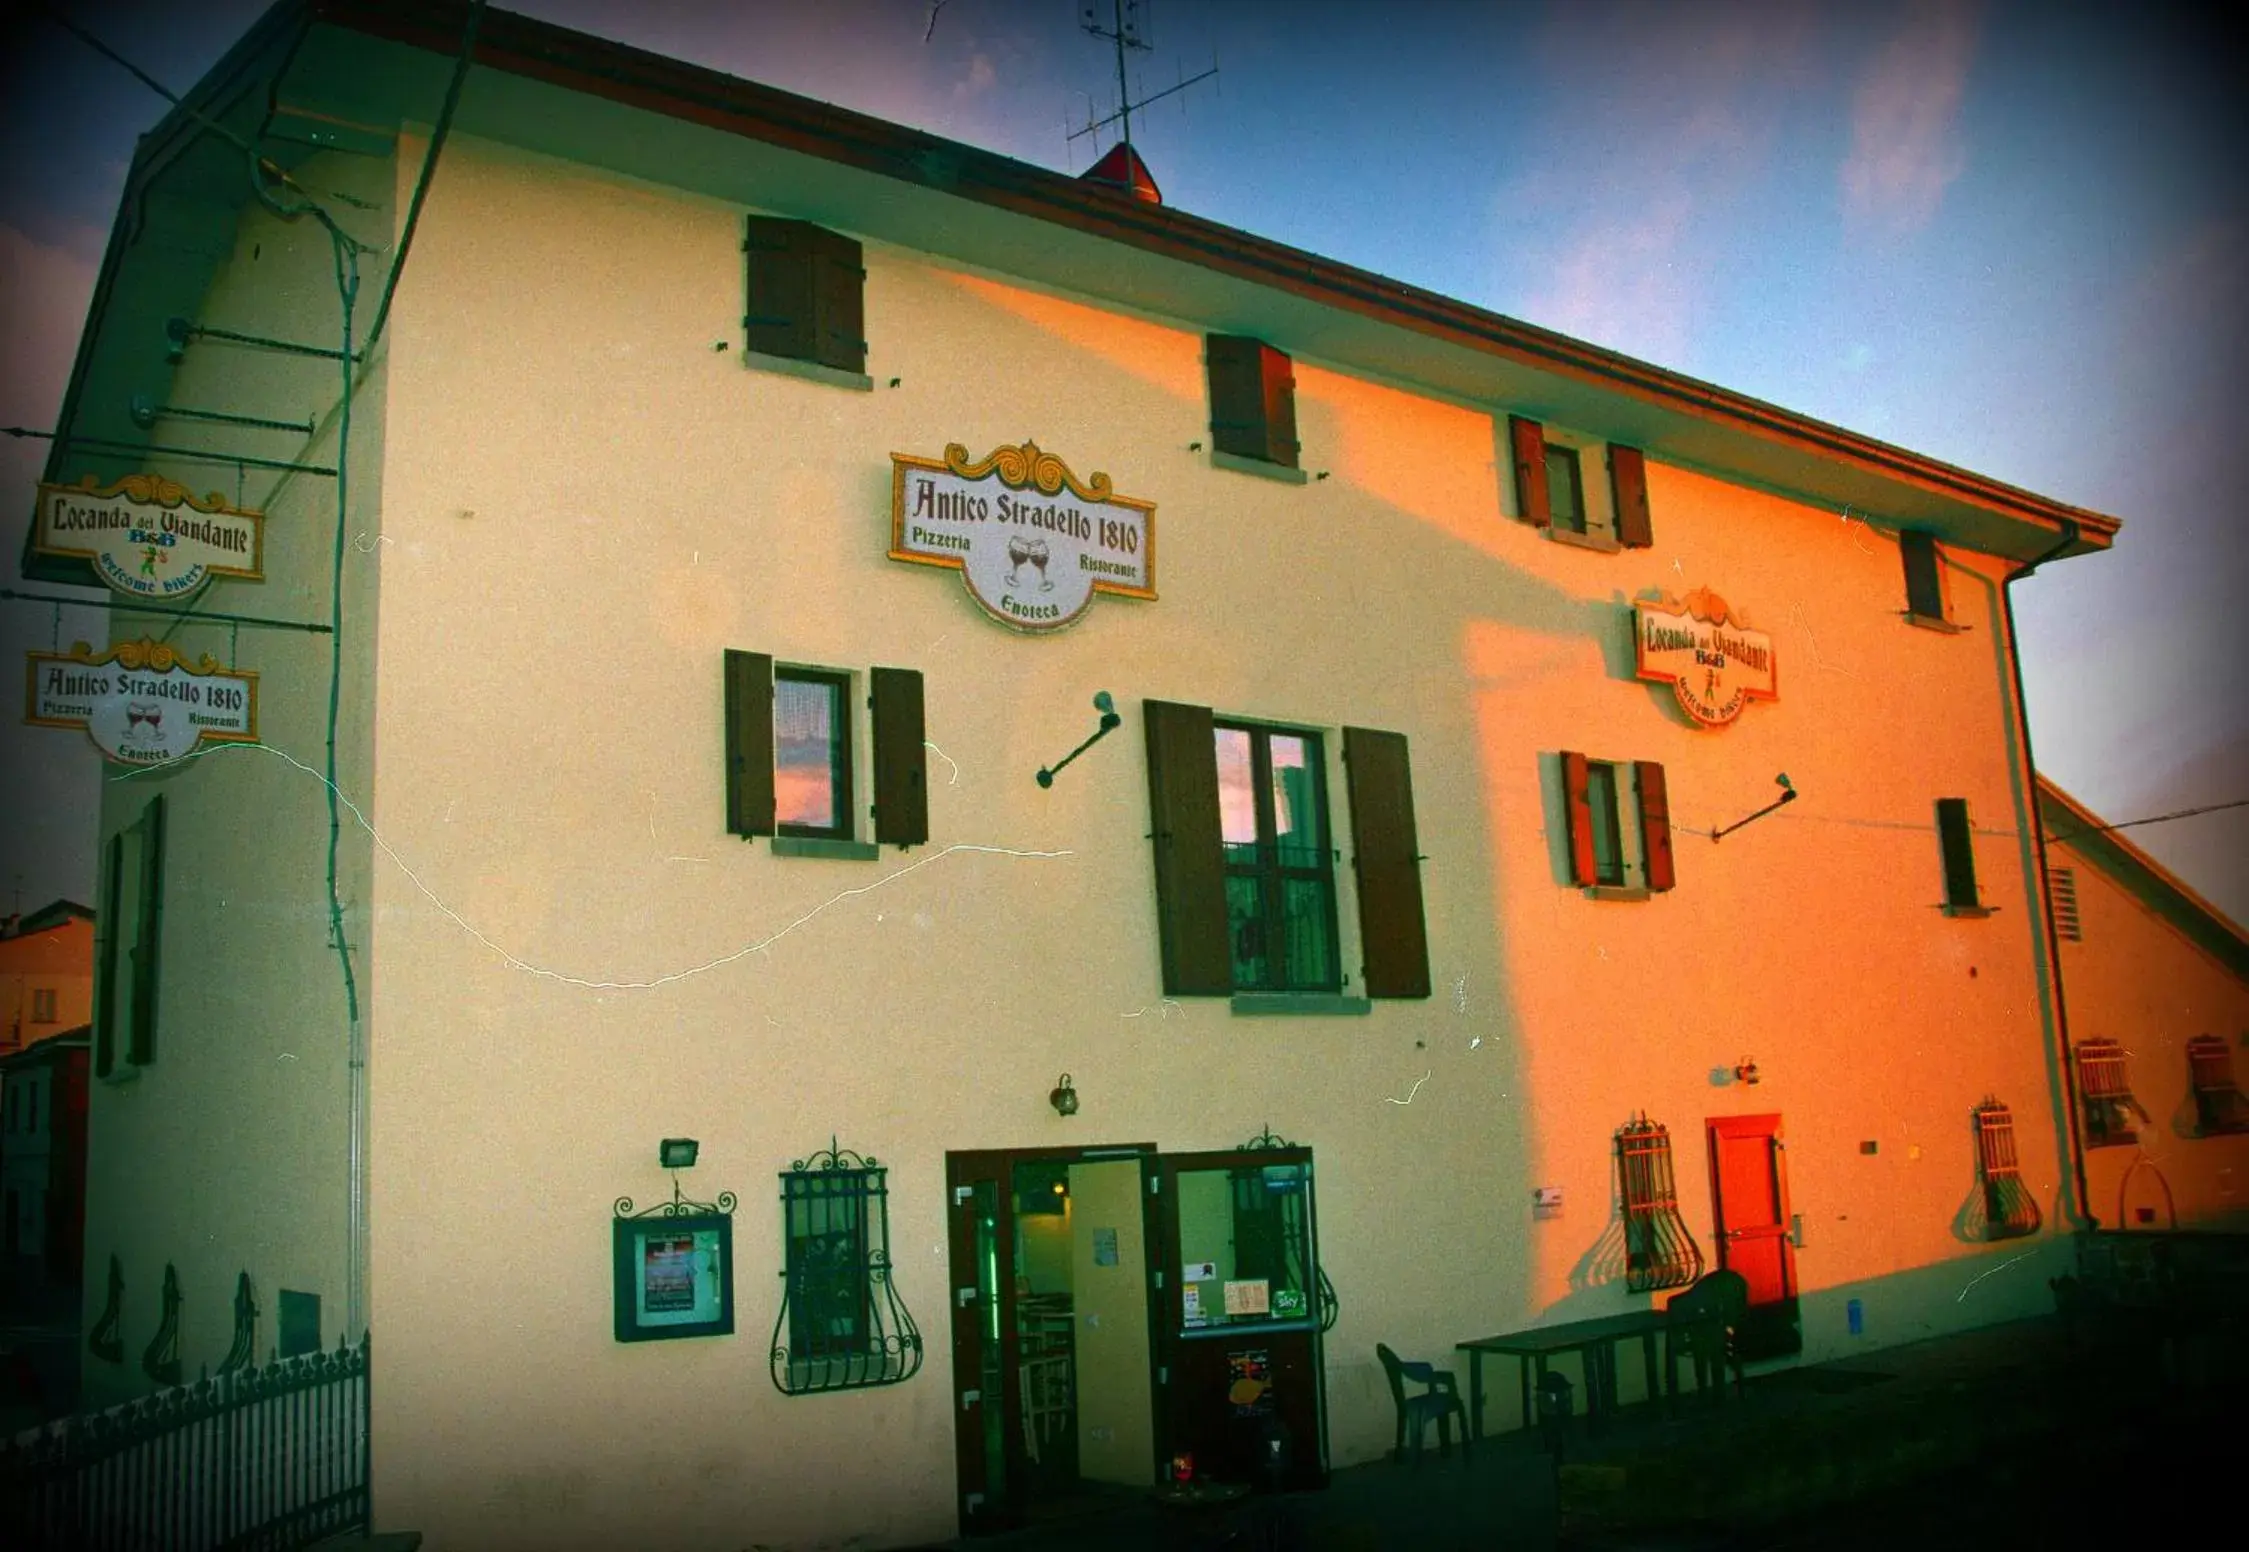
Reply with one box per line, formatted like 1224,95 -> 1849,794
1561,750 -> 1596,887
1142,699 -> 1232,996
724,650 -> 776,838
94,833 -> 123,1077
1343,728 -> 1430,998
1510,416 -> 1551,527
1902,531 -> 1946,619
1610,444 -> 1654,547
1937,798 -> 1978,908
129,795 -> 165,1067
869,666 -> 927,847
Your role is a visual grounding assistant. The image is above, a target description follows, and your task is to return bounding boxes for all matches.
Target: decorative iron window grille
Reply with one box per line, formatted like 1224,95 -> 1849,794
88,1255 -> 123,1364
770,1139 -> 922,1395
1617,1114 -> 1703,1293
1239,1124 -> 1338,1332
142,1262 -> 182,1385
2187,1034 -> 2249,1137
217,1270 -> 258,1376
1972,1099 -> 2042,1239
2076,1038 -> 2143,1148
2048,866 -> 2082,941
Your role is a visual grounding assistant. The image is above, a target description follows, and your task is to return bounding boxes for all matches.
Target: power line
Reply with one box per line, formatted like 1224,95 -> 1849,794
2048,798 -> 2249,844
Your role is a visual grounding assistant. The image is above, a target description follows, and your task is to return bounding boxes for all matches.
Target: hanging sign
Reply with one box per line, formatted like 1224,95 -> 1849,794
25,638 -> 258,766
1633,586 -> 1777,728
889,440 -> 1154,633
34,474 -> 264,600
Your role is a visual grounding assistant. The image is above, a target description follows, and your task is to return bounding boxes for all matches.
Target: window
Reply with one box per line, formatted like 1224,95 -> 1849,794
2048,866 -> 2082,941
1900,531 -> 1951,625
2075,1038 -> 2142,1148
1217,722 -> 1341,993
1936,798 -> 1983,914
95,794 -> 166,1077
1143,702 -> 1430,1001
1561,753 -> 1675,895
1617,1114 -> 1703,1292
2187,1035 -> 2249,1137
30,988 -> 57,1024
770,1141 -> 922,1395
1972,1099 -> 2041,1240
1206,335 -> 1302,475
742,216 -> 867,381
1507,416 -> 1655,548
1544,443 -> 1586,533
722,652 -> 926,853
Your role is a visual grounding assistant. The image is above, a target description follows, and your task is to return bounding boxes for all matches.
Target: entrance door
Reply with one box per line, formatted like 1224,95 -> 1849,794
1706,1114 -> 1801,1359
1148,1148 -> 1329,1491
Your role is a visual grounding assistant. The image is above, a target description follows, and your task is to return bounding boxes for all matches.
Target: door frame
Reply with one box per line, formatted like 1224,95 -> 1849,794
1705,1112 -> 1802,1358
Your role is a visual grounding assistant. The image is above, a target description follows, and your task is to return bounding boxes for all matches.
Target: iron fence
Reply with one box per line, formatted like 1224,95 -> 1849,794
0,1333 -> 369,1552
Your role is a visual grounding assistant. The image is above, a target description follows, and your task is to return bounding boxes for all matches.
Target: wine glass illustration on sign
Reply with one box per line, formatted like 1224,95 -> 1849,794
1005,533 -> 1033,586
1027,536 -> 1053,591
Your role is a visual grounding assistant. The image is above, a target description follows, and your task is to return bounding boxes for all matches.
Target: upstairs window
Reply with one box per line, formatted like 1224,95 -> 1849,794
1900,531 -> 1952,626
1544,443 -> 1586,534
1562,754 -> 1674,895
1144,702 -> 1430,1001
95,794 -> 166,1077
2188,1035 -> 2249,1137
1936,798 -> 1984,915
2075,1038 -> 2142,1149
1507,417 -> 1654,548
723,653 -> 926,856
742,216 -> 868,381
30,987 -> 57,1023
1206,335 -> 1301,475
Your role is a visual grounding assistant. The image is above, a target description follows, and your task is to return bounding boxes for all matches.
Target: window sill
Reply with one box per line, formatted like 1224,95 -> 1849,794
1230,993 -> 1371,1017
1545,525 -> 1620,554
772,836 -> 881,861
1941,902 -> 1996,919
1584,885 -> 1651,902
1904,611 -> 1967,634
97,1061 -> 143,1086
2083,1135 -> 2139,1150
1211,450 -> 1309,485
743,350 -> 874,393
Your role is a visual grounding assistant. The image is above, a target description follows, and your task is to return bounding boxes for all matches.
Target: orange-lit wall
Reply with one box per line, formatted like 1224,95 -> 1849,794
0,917 -> 94,1053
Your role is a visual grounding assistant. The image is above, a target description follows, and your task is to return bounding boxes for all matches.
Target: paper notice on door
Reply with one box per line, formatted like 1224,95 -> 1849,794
1223,1279 -> 1270,1316
1184,1261 -> 1217,1282
1092,1227 -> 1119,1267
1183,1284 -> 1204,1324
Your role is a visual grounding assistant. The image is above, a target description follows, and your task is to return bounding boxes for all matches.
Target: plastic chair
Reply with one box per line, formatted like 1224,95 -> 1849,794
1664,1269 -> 1749,1406
1374,1342 -> 1469,1464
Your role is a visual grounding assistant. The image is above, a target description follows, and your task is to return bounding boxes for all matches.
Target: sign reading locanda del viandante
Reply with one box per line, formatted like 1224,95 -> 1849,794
1633,586 -> 1778,728
26,638 -> 258,766
889,440 -> 1154,633
34,473 -> 265,600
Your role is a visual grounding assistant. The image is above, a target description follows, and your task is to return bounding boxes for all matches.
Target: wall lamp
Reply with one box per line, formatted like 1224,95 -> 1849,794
659,1137 -> 700,1169
1733,1058 -> 1762,1087
1049,1074 -> 1080,1117
1036,692 -> 1121,788
1711,773 -> 1797,843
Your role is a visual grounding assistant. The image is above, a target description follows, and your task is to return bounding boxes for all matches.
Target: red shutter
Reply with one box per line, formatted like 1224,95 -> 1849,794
1208,336 -> 1298,467
1510,416 -> 1550,527
1635,760 -> 1675,892
723,650 -> 775,837
1143,699 -> 1233,996
1259,345 -> 1301,468
1562,751 -> 1596,886
870,666 -> 927,847
1343,728 -> 1431,998
1610,444 -> 1654,548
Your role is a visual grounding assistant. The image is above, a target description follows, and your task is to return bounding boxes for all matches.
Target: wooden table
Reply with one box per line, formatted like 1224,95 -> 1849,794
1456,1309 -> 1677,1440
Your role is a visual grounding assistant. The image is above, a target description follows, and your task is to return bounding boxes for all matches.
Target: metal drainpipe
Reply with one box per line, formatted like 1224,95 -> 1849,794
2002,516 -> 2091,1229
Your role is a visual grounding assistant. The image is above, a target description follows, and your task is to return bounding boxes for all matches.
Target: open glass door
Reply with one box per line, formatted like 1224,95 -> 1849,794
945,1152 -> 1016,1534
1149,1147 -> 1329,1492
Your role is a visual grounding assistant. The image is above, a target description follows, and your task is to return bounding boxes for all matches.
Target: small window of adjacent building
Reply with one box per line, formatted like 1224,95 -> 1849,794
2048,866 -> 2082,941
722,652 -> 927,855
2187,1034 -> 2249,1137
1561,753 -> 1675,896
1900,531 -> 1951,625
95,794 -> 166,1078
2075,1037 -> 2142,1148
1205,335 -> 1302,476
1143,702 -> 1431,1002
742,216 -> 868,383
30,987 -> 56,1023
1936,798 -> 1983,914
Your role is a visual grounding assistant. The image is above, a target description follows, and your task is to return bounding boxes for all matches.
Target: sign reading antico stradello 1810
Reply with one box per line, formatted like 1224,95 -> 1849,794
1633,586 -> 1778,729
33,473 -> 265,600
889,440 -> 1154,633
26,638 -> 258,766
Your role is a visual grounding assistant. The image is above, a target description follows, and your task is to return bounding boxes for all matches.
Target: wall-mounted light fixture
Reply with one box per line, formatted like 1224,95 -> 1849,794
1036,693 -> 1122,788
1712,773 -> 1797,843
1733,1057 -> 1762,1087
1049,1074 -> 1080,1117
659,1137 -> 700,1169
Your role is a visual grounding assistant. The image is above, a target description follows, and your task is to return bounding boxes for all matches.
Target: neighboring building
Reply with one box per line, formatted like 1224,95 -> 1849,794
0,1029 -> 91,1290
0,901 -> 94,1057
2039,777 -> 2249,1232
33,4 -> 2133,1547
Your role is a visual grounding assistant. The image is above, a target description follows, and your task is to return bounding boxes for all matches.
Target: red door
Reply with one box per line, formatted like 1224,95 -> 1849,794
1706,1114 -> 1801,1359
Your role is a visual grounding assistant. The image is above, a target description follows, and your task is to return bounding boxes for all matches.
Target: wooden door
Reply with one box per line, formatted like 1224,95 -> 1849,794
1706,1115 -> 1801,1359
945,1151 -> 1018,1534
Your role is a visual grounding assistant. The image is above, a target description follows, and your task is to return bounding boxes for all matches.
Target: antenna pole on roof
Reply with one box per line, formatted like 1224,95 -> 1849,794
1070,0 -> 1215,155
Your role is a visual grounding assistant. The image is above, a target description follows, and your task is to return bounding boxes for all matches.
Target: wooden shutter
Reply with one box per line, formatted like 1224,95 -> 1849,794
1142,699 -> 1232,996
1610,444 -> 1654,547
1936,798 -> 1978,907
1634,760 -> 1675,892
93,832 -> 122,1077
1561,751 -> 1596,887
1207,336 -> 1299,467
869,666 -> 928,847
724,650 -> 776,838
1509,416 -> 1551,527
128,795 -> 165,1067
744,217 -> 817,362
1902,531 -> 1946,619
809,227 -> 867,375
1343,728 -> 1431,998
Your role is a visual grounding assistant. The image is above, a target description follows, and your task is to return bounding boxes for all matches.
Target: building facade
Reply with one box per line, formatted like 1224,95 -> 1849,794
31,4 -> 2143,1548
0,902 -> 94,1058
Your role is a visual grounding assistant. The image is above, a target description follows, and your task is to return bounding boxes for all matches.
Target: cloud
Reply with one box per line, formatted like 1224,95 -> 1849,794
0,220 -> 100,429
1840,0 -> 1979,234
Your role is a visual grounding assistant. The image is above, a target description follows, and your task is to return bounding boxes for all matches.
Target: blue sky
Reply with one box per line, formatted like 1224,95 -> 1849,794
2,0 -> 2243,922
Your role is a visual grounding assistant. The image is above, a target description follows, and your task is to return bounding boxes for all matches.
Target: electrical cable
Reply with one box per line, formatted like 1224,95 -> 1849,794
2047,798 -> 2249,844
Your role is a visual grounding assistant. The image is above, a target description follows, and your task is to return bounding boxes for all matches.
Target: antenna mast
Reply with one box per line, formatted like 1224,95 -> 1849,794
1070,0 -> 1215,157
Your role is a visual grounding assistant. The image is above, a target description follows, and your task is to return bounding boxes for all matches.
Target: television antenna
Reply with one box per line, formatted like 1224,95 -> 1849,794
1068,0 -> 1216,158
